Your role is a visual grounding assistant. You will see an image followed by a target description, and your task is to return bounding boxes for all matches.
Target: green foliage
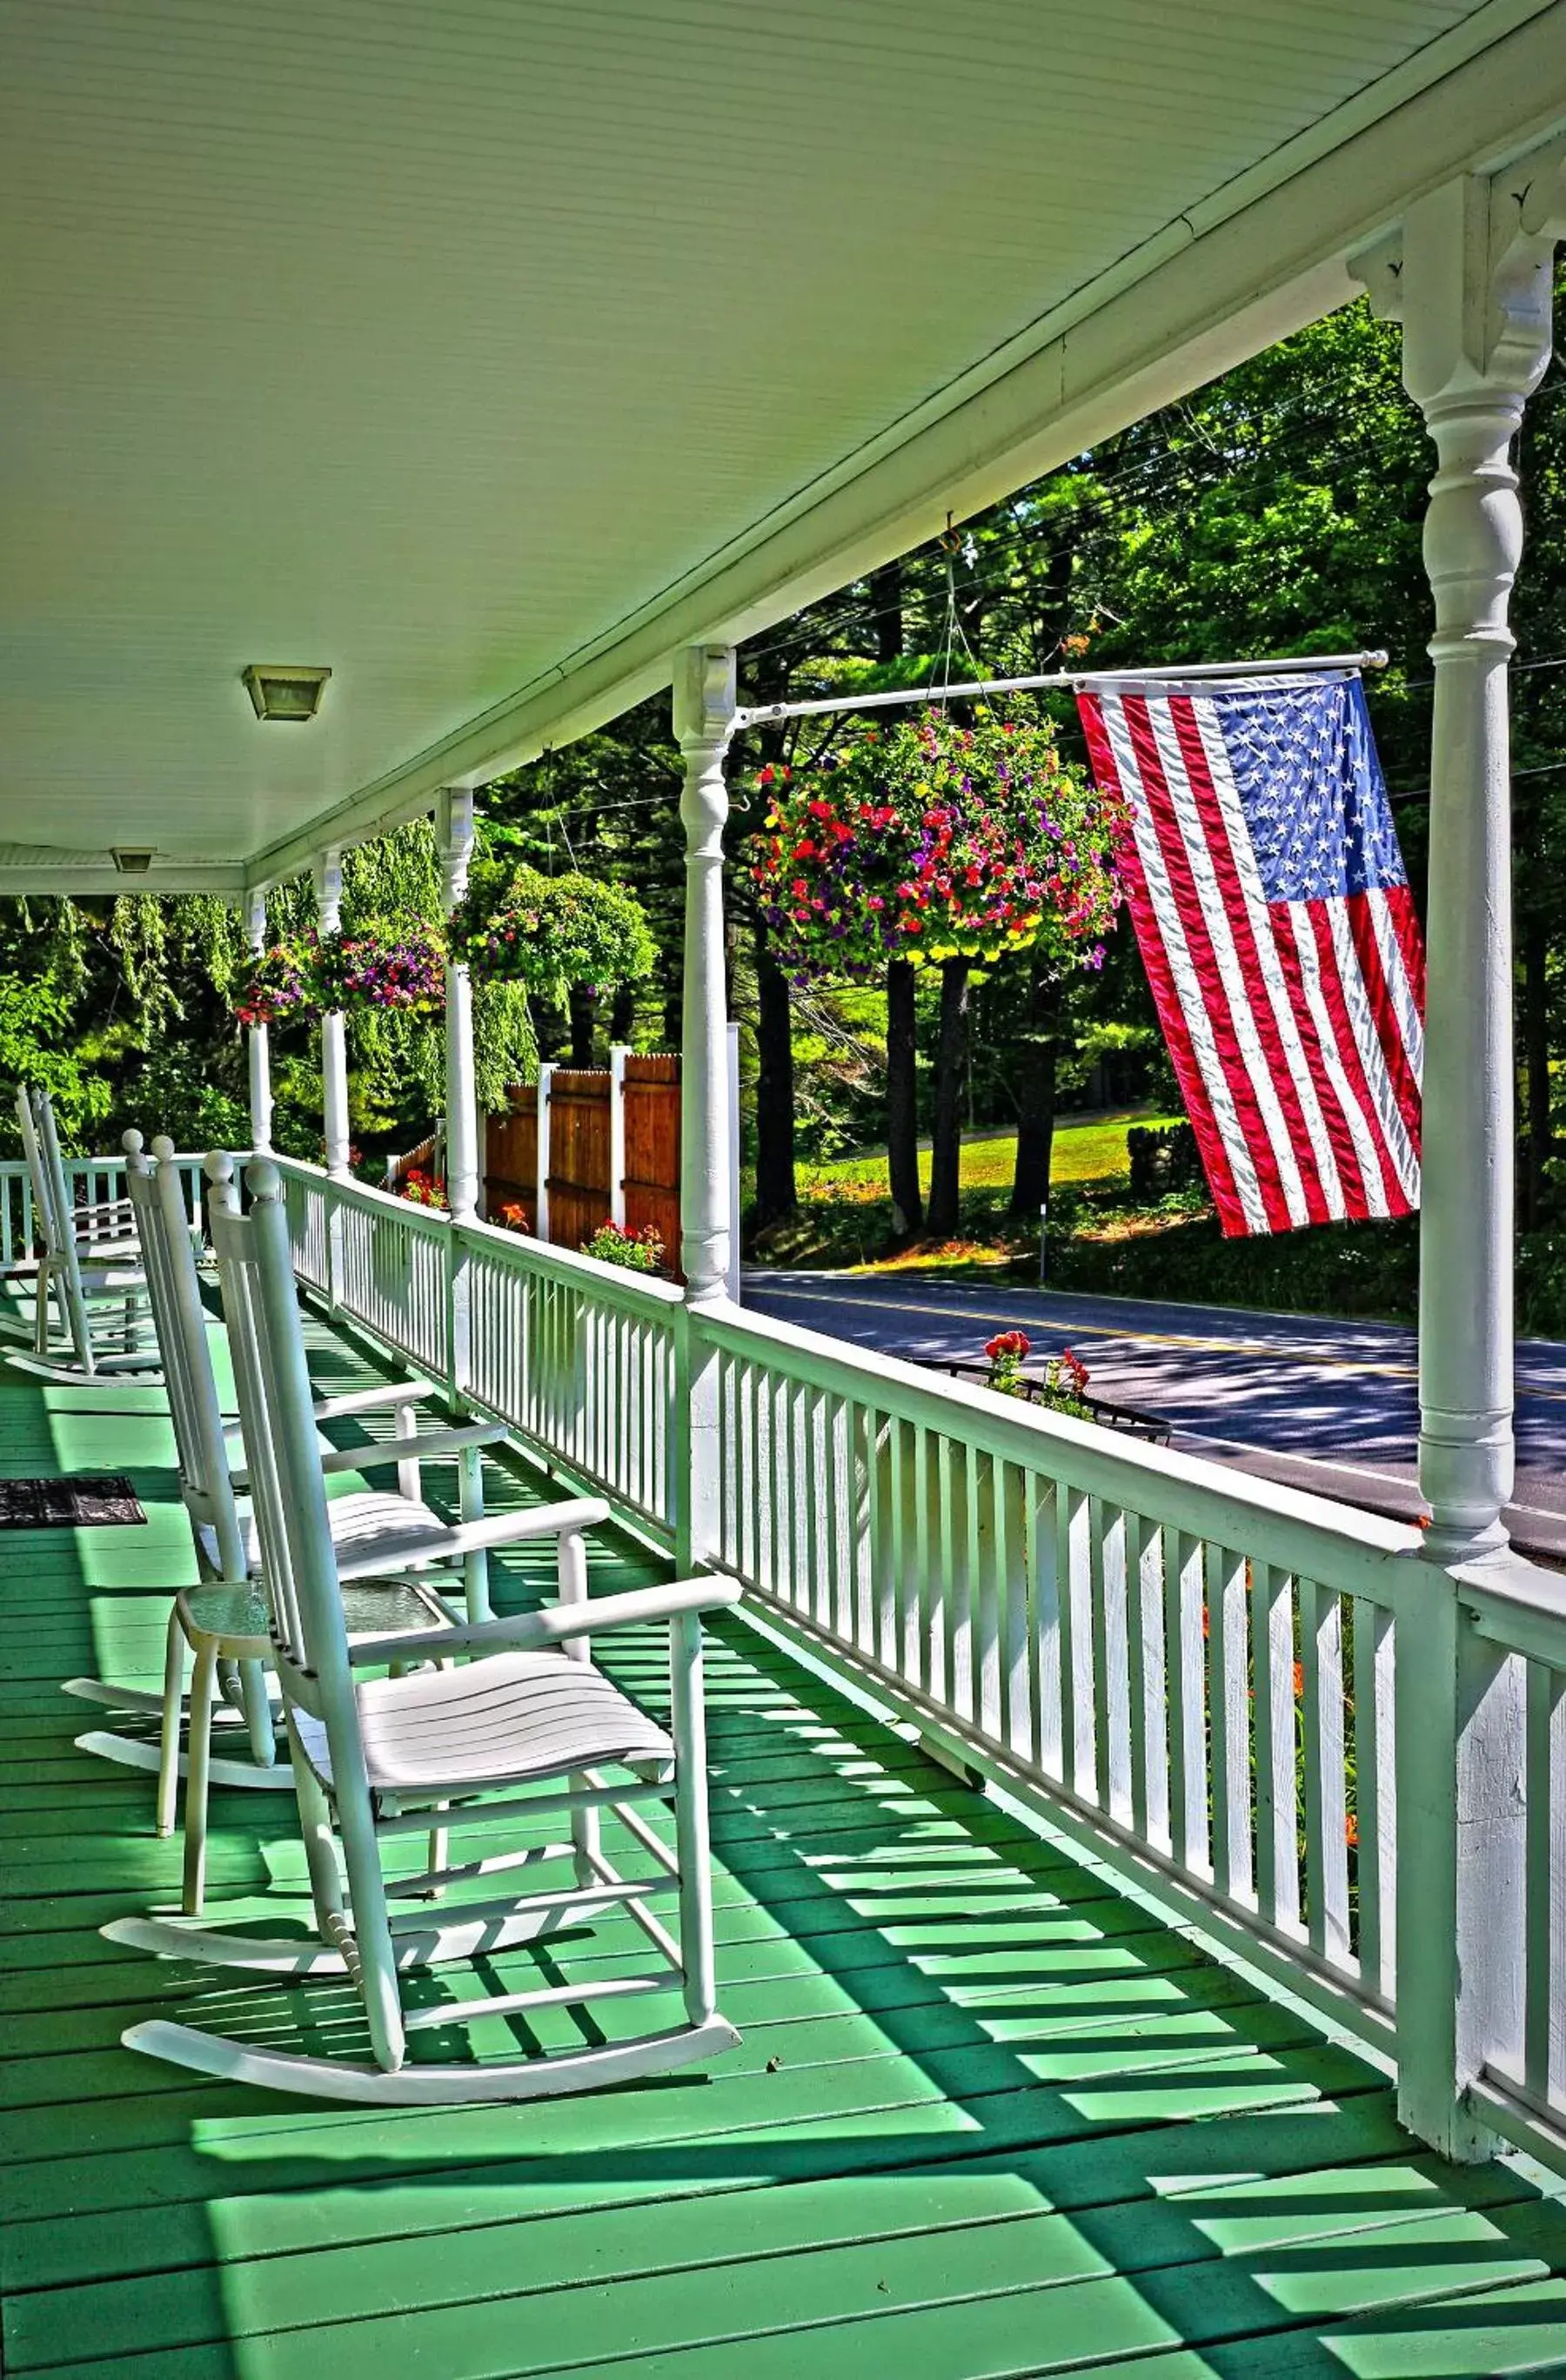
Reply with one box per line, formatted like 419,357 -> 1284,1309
450,861 -> 657,1000
0,974 -> 109,1156
579,1219 -> 666,1272
472,980 -> 539,1110
114,1047 -> 251,1154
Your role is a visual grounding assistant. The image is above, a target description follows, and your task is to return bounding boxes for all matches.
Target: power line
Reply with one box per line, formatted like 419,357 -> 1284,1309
741,369 -> 1566,677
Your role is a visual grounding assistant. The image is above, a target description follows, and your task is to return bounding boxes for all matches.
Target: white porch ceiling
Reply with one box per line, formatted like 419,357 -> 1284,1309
2,0 -> 1563,890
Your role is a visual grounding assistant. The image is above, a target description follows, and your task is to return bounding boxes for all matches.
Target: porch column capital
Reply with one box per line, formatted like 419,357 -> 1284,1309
435,788 -> 476,915
673,643 -> 739,762
312,848 -> 344,935
243,884 -> 269,953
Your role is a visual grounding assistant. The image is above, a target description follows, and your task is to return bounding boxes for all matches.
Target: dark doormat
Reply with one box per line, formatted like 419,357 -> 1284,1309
0,1473 -> 146,1527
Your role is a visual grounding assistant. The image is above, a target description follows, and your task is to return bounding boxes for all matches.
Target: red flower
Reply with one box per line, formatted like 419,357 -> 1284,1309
985,1330 -> 1030,1362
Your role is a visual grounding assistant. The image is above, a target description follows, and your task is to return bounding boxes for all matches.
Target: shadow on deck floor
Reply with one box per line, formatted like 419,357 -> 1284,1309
5,1312 -> 1566,2377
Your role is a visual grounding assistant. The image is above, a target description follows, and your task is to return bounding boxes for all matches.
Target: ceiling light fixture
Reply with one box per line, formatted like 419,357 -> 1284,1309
242,663 -> 331,722
111,848 -> 156,875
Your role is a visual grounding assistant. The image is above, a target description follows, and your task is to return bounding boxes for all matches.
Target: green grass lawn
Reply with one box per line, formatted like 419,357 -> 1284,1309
797,1109 -> 1178,1199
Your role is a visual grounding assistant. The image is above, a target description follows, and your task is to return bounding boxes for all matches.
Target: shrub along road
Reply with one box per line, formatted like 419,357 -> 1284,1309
743,1270 -> 1566,1561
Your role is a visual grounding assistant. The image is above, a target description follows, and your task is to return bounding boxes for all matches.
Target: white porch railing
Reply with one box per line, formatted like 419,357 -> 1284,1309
0,1149 -> 211,1271
266,1152 -> 1566,2175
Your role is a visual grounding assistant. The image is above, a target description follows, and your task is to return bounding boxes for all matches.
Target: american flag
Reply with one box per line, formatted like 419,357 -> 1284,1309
1076,672 -> 1424,1237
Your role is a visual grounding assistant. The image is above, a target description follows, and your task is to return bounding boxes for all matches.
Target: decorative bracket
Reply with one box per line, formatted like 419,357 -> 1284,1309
1348,127 -> 1565,397
1347,225 -> 1404,323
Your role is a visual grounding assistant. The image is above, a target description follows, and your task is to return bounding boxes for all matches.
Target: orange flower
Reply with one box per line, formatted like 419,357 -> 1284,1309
1345,1813 -> 1360,1849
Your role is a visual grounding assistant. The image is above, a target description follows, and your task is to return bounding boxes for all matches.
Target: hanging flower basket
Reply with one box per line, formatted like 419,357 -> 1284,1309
314,923 -> 446,1016
233,939 -> 316,1028
232,924 -> 446,1028
748,701 -> 1124,986
448,863 -> 655,997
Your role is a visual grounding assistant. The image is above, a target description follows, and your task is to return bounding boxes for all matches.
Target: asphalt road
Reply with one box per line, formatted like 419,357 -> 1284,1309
742,1269 -> 1566,1557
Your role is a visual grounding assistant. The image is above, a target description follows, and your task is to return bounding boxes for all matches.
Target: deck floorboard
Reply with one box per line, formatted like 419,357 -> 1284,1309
6,1312 -> 1566,2375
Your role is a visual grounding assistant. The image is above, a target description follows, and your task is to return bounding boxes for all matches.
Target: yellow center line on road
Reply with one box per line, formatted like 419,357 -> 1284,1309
751,1279 -> 1424,1378
751,1280 -> 1566,1405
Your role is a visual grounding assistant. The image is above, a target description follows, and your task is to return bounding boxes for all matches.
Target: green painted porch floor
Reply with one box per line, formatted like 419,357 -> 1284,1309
8,1325 -> 1566,2375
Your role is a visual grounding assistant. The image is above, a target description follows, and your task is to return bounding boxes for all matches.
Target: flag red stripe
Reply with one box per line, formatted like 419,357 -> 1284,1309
1168,695 -> 1331,1227
1384,882 -> 1427,1022
1077,694 -> 1251,1234
1346,893 -> 1422,1147
1307,903 -> 1413,1218
1268,908 -> 1375,1217
1122,697 -> 1295,1234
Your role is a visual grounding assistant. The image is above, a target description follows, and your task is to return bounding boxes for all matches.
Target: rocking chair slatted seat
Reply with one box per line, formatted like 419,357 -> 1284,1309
6,1084 -> 155,1378
70,1136 -> 579,1915
114,1154 -> 743,2104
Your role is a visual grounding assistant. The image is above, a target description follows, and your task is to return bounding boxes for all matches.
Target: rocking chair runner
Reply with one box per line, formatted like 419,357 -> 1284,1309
116,1155 -> 742,2102
70,1136 -> 564,1916
7,1085 -> 154,1379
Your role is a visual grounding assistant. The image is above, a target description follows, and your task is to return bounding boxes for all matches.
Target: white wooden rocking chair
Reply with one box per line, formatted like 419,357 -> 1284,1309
73,1136 -> 587,1915
114,1154 -> 742,2103
7,1084 -> 157,1381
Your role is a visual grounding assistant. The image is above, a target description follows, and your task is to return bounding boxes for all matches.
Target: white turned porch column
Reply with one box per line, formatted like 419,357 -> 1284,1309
437,788 -> 479,1225
243,885 -> 273,1152
313,850 -> 351,1180
673,644 -> 738,1570
1358,156 -> 1561,1563
675,645 -> 738,1302
1354,142 -> 1564,2168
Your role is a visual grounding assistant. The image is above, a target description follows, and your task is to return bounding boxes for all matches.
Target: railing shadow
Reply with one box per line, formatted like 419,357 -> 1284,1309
9,1335 -> 1566,2377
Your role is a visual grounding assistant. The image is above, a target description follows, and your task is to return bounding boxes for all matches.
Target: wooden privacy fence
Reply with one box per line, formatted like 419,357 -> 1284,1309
482,1036 -> 737,1288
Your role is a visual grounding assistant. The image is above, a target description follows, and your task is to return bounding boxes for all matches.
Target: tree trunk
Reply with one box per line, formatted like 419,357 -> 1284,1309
608,981 -> 636,1044
1522,902 -> 1550,1228
1009,962 -> 1061,1217
926,957 -> 971,1239
753,925 -> 797,1227
886,957 -> 922,1239
568,982 -> 597,1069
870,561 -> 905,666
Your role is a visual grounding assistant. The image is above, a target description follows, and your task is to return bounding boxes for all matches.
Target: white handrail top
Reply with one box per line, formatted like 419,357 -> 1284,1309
271,1151 -> 685,1310
455,1216 -> 686,1309
1457,1551 -> 1566,1666
701,1297 -> 1422,1597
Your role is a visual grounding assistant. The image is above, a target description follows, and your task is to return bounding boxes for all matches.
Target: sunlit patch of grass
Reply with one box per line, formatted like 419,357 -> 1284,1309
797,1110 -> 1179,1200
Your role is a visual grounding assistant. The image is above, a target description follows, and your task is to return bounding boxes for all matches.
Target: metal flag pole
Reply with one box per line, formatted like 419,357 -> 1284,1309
734,647 -> 1389,729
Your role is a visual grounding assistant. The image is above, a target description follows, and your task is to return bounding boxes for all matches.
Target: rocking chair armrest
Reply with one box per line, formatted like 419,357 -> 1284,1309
347,1572 -> 744,1666
316,1421 -> 507,1476
332,1497 -> 610,1583
311,1378 -> 440,1420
